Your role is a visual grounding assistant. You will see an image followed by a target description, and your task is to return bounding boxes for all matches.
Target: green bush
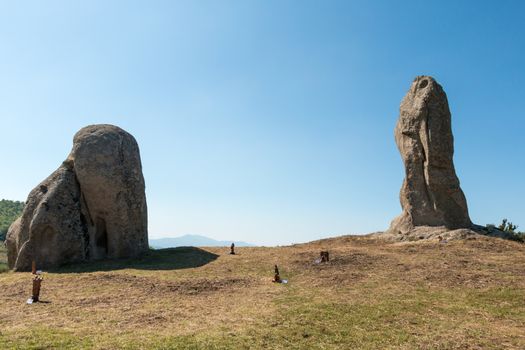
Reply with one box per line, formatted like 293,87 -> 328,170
498,218 -> 518,233
0,199 -> 24,241
492,219 -> 525,242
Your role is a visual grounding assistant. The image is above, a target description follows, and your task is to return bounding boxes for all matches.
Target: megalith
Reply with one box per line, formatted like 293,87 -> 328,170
7,124 -> 148,271
389,76 -> 472,235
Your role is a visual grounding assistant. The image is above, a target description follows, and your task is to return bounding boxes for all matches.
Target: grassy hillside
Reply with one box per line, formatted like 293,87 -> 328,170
0,235 -> 524,349
0,199 -> 24,241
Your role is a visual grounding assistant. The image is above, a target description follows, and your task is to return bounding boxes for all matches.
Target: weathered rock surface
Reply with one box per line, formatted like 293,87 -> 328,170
388,76 -> 472,236
7,124 -> 148,271
69,125 -> 148,260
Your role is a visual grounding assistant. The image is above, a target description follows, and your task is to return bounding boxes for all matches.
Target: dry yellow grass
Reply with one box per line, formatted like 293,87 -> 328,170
1,235 -> 524,349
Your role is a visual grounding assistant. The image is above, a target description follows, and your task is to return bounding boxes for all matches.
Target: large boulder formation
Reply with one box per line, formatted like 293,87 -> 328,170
7,124 -> 148,271
70,125 -> 148,260
388,76 -> 472,237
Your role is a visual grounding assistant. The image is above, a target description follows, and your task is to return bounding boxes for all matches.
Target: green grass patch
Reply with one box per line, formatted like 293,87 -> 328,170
0,327 -> 94,350
249,285 -> 525,350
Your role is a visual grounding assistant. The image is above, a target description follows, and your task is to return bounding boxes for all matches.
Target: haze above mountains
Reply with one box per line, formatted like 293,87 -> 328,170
149,234 -> 254,249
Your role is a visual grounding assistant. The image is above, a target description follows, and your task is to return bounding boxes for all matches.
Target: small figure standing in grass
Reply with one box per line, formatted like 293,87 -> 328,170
27,260 -> 43,304
230,243 -> 235,255
273,265 -> 281,283
438,236 -> 448,244
320,251 -> 330,262
31,275 -> 43,303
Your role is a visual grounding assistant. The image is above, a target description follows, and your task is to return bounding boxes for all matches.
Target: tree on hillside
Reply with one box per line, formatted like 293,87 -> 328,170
0,199 -> 24,241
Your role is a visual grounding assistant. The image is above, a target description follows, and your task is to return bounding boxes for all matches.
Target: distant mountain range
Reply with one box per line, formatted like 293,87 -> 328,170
149,234 -> 255,249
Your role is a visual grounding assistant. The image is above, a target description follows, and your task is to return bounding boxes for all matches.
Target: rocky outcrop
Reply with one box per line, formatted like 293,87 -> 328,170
388,76 -> 472,235
7,125 -> 148,271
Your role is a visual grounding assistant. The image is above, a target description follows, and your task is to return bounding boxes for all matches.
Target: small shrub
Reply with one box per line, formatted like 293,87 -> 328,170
0,263 -> 8,273
498,219 -> 518,233
487,219 -> 525,243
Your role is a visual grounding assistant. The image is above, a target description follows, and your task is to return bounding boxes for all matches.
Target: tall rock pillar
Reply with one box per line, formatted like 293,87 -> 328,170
389,76 -> 472,234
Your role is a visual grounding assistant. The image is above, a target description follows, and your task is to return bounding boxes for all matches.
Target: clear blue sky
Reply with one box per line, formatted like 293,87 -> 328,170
1,1 -> 523,245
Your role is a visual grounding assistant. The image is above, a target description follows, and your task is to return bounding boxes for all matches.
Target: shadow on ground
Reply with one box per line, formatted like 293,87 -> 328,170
51,247 -> 219,273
